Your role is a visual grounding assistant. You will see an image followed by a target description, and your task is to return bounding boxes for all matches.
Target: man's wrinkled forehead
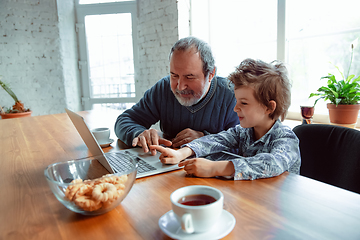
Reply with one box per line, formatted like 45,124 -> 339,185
169,50 -> 202,75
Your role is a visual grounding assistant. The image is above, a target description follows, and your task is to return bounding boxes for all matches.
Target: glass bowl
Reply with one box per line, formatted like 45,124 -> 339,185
44,152 -> 137,215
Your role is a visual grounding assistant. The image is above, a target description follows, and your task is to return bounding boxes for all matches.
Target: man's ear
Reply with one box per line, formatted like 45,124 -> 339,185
267,100 -> 276,115
208,67 -> 216,82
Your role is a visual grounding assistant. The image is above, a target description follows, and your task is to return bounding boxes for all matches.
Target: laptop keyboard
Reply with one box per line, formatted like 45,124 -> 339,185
106,152 -> 157,174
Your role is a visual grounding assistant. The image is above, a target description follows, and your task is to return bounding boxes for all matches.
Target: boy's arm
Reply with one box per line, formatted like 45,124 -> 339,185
231,136 -> 300,180
213,161 -> 235,177
149,145 -> 194,164
178,158 -> 235,178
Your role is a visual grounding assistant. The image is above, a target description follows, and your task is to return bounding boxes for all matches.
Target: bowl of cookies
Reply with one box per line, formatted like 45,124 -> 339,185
44,152 -> 137,215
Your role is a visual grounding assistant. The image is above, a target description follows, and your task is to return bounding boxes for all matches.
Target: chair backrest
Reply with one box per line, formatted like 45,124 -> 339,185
293,124 -> 360,194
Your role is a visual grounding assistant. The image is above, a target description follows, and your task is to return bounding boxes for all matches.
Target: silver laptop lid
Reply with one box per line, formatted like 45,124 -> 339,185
65,108 -> 183,178
65,108 -> 114,173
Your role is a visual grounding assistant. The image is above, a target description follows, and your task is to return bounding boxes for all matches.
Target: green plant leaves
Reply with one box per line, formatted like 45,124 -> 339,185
0,79 -> 19,103
310,43 -> 360,107
309,71 -> 360,106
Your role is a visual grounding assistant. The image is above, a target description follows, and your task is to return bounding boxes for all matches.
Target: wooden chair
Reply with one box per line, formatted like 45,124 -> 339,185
293,124 -> 360,194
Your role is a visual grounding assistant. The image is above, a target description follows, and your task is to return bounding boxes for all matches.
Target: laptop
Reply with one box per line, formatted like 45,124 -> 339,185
65,108 -> 182,178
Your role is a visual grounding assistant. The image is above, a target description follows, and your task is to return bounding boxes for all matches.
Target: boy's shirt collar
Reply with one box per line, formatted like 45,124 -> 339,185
249,119 -> 281,145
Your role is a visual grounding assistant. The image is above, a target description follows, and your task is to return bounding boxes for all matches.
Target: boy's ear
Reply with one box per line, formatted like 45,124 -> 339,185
266,100 -> 276,115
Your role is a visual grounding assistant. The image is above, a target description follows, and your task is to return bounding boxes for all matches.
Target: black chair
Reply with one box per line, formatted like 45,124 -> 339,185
293,124 -> 360,194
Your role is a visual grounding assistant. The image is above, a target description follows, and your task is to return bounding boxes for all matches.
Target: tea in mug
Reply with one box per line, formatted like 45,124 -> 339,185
178,194 -> 216,206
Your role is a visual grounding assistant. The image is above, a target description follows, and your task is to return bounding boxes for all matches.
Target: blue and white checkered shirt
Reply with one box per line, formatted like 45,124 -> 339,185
184,120 -> 301,180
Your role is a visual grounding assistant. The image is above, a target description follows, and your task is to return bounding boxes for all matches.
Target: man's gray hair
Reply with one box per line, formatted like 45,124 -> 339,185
169,36 -> 215,77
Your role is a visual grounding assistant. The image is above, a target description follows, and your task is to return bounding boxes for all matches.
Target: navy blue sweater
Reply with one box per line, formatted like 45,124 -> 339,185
114,75 -> 240,146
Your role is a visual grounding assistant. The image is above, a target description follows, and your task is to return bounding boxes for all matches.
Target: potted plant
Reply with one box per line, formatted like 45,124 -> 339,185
0,77 -> 32,119
309,39 -> 360,128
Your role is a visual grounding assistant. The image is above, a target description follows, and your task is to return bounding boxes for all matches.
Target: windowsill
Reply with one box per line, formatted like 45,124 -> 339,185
283,119 -> 302,129
283,118 -> 360,131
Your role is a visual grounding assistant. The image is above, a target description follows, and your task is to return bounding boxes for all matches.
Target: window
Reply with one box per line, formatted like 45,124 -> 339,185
286,0 -> 360,118
187,0 -> 360,125
188,0 -> 277,77
76,1 -> 138,112
85,13 -> 135,99
79,0 -> 134,5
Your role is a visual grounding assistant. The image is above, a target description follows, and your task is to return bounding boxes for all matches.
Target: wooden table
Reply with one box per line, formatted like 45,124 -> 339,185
1,111 -> 360,240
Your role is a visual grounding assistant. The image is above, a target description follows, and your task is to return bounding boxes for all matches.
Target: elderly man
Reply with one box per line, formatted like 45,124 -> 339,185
114,36 -> 239,155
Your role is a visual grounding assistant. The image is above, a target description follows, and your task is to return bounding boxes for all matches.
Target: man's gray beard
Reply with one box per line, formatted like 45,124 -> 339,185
174,78 -> 210,107
174,92 -> 202,106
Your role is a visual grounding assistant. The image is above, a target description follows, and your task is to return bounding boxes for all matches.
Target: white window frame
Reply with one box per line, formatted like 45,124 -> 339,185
187,0 -> 360,127
75,1 -> 139,110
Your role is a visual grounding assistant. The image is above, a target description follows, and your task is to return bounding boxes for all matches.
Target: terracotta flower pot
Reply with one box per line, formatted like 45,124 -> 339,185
0,111 -> 32,119
327,104 -> 360,127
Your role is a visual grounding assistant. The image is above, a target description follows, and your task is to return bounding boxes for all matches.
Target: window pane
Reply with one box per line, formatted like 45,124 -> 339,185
85,13 -> 135,99
79,0 -> 134,4
92,103 -> 136,113
286,0 -> 360,115
190,0 -> 277,77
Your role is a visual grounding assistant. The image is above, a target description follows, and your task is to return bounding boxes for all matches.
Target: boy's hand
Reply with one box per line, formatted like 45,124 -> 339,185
179,159 -> 235,178
178,158 -> 216,177
149,145 -> 184,164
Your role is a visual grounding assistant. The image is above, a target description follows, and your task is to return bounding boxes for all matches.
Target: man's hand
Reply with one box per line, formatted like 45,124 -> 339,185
149,145 -> 193,164
172,128 -> 204,148
132,129 -> 172,155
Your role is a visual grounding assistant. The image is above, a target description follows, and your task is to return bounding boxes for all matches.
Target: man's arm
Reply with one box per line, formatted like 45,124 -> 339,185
114,81 -> 162,146
114,105 -> 157,147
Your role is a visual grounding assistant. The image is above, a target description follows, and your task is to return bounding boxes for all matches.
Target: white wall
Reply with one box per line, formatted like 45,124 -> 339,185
57,0 -> 82,113
0,0 -> 81,116
0,0 -> 179,116
136,0 -> 179,96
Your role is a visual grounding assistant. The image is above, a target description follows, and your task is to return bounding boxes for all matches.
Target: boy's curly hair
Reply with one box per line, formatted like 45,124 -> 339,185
228,58 -> 291,121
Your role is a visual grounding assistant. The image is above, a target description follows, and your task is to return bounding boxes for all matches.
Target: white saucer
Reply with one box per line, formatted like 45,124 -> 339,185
159,210 -> 235,240
99,138 -> 114,148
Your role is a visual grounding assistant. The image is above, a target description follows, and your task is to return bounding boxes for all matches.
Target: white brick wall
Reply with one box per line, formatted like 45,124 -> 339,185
0,0 -> 80,116
57,0 -> 82,112
0,0 -> 179,116
136,0 -> 179,96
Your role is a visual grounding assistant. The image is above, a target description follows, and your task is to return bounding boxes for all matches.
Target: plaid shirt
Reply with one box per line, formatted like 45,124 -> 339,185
184,120 -> 301,180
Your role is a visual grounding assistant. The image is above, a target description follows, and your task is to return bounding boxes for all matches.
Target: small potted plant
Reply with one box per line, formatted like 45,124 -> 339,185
0,77 -> 32,119
309,39 -> 360,128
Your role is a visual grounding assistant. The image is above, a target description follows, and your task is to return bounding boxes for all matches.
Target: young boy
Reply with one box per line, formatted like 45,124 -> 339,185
150,58 -> 301,180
